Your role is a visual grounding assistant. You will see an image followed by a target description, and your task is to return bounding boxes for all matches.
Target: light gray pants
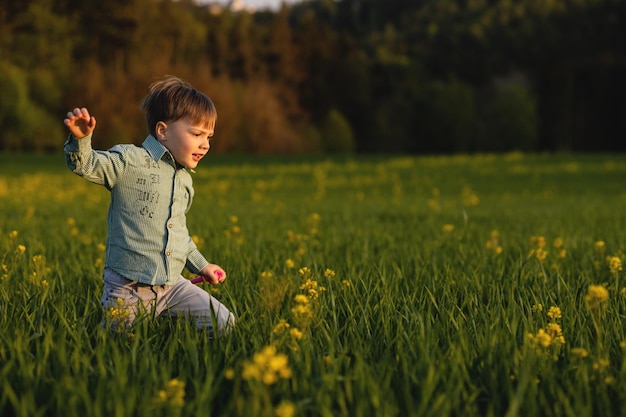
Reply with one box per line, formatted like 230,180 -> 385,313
101,268 -> 235,337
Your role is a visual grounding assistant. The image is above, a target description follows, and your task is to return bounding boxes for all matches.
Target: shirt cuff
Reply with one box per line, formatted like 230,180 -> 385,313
186,249 -> 209,274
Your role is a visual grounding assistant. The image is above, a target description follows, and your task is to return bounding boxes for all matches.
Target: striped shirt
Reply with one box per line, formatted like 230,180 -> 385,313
64,134 -> 209,285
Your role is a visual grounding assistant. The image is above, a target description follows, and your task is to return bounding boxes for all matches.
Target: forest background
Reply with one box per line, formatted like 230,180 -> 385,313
0,0 -> 624,154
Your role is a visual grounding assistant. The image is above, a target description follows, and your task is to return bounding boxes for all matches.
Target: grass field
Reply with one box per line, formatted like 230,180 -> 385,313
1,152 -> 626,417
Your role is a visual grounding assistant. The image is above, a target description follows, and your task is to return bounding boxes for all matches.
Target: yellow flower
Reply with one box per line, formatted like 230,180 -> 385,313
242,346 -> 292,385
289,328 -> 304,340
442,224 -> 455,233
224,368 -> 235,380
341,280 -> 351,289
595,241 -> 606,253
9,230 -> 18,239
534,248 -> 548,262
16,245 -> 26,254
285,259 -> 295,269
585,284 -> 609,308
273,319 -> 291,334
155,378 -> 185,409
593,358 -> 610,372
546,323 -> 564,339
298,267 -> 311,277
607,256 -> 622,274
547,306 -> 562,320
260,271 -> 273,279
530,236 -> 546,248
553,237 -> 564,248
324,268 -> 336,278
300,278 -> 325,299
294,294 -> 309,305
485,230 -> 502,255
532,304 -> 543,313
571,347 -> 589,359
275,401 -> 296,417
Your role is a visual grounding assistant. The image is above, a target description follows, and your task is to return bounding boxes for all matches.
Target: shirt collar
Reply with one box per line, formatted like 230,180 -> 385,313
142,135 -> 176,168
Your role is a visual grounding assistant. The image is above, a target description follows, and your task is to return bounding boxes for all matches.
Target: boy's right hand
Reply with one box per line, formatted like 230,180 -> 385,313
64,107 -> 96,139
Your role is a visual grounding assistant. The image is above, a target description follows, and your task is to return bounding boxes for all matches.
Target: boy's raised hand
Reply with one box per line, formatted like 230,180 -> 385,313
64,107 -> 96,139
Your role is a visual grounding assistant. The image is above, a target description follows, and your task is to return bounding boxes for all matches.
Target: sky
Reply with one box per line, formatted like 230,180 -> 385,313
209,0 -> 303,11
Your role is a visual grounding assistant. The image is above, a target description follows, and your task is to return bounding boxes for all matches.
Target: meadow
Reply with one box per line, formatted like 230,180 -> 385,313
1,152 -> 626,417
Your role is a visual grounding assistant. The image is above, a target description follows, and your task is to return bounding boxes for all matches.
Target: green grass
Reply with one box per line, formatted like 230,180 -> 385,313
2,152 -> 626,417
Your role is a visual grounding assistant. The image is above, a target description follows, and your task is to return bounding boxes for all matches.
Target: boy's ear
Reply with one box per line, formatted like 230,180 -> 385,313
155,121 -> 167,140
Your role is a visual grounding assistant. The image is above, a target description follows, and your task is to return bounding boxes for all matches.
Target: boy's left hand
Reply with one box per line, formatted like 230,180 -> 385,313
198,264 -> 227,284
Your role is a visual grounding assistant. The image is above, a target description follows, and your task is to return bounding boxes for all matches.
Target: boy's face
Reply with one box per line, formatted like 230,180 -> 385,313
155,118 -> 213,169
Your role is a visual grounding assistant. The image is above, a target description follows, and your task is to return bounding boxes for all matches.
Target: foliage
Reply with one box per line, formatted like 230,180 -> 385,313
2,152 -> 626,416
0,0 -> 624,153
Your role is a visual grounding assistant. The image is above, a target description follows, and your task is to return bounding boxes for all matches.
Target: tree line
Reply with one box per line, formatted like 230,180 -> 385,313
0,0 -> 624,154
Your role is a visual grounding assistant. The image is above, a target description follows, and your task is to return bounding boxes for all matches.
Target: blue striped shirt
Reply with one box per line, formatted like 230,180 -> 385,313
64,134 -> 209,285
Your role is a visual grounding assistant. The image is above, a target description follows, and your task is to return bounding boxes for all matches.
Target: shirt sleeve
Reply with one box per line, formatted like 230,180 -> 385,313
185,236 -> 210,274
64,134 -> 126,189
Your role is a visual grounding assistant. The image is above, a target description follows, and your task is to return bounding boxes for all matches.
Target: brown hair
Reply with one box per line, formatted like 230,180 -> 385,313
141,75 -> 217,137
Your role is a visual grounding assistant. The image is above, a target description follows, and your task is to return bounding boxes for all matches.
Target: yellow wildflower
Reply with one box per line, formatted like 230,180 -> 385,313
485,230 -> 503,255
294,294 -> 310,305
275,401 -> 296,417
9,230 -> 18,239
595,241 -> 606,253
260,271 -> 273,279
593,358 -> 610,372
155,378 -> 185,410
289,328 -> 304,340
530,236 -> 546,248
534,248 -> 548,262
285,259 -> 295,269
324,268 -> 336,278
442,224 -> 455,233
547,306 -> 562,320
273,319 -> 291,335
585,284 -> 609,308
300,278 -> 325,299
571,347 -> 589,359
607,256 -> 622,275
242,346 -> 292,385
528,329 -> 552,348
16,245 -> 26,254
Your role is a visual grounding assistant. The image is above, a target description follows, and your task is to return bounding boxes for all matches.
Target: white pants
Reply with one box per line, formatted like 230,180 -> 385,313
101,268 -> 234,337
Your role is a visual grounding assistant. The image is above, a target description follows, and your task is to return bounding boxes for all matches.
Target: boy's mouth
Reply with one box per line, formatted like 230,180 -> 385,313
192,153 -> 204,162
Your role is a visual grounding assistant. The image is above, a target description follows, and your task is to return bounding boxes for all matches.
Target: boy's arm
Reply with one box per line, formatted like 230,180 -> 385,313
185,237 -> 227,284
63,107 -> 125,188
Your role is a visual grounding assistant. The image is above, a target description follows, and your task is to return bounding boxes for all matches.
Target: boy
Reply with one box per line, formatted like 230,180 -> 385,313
64,76 -> 234,336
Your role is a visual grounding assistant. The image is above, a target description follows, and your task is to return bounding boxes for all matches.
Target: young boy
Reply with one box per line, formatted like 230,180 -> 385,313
64,76 -> 234,336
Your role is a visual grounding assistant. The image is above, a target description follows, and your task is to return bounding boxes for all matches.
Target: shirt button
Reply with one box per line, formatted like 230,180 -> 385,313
168,223 -> 173,228
166,251 -> 171,256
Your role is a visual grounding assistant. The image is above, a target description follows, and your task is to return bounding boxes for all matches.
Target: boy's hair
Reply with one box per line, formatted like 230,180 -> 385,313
141,75 -> 217,137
